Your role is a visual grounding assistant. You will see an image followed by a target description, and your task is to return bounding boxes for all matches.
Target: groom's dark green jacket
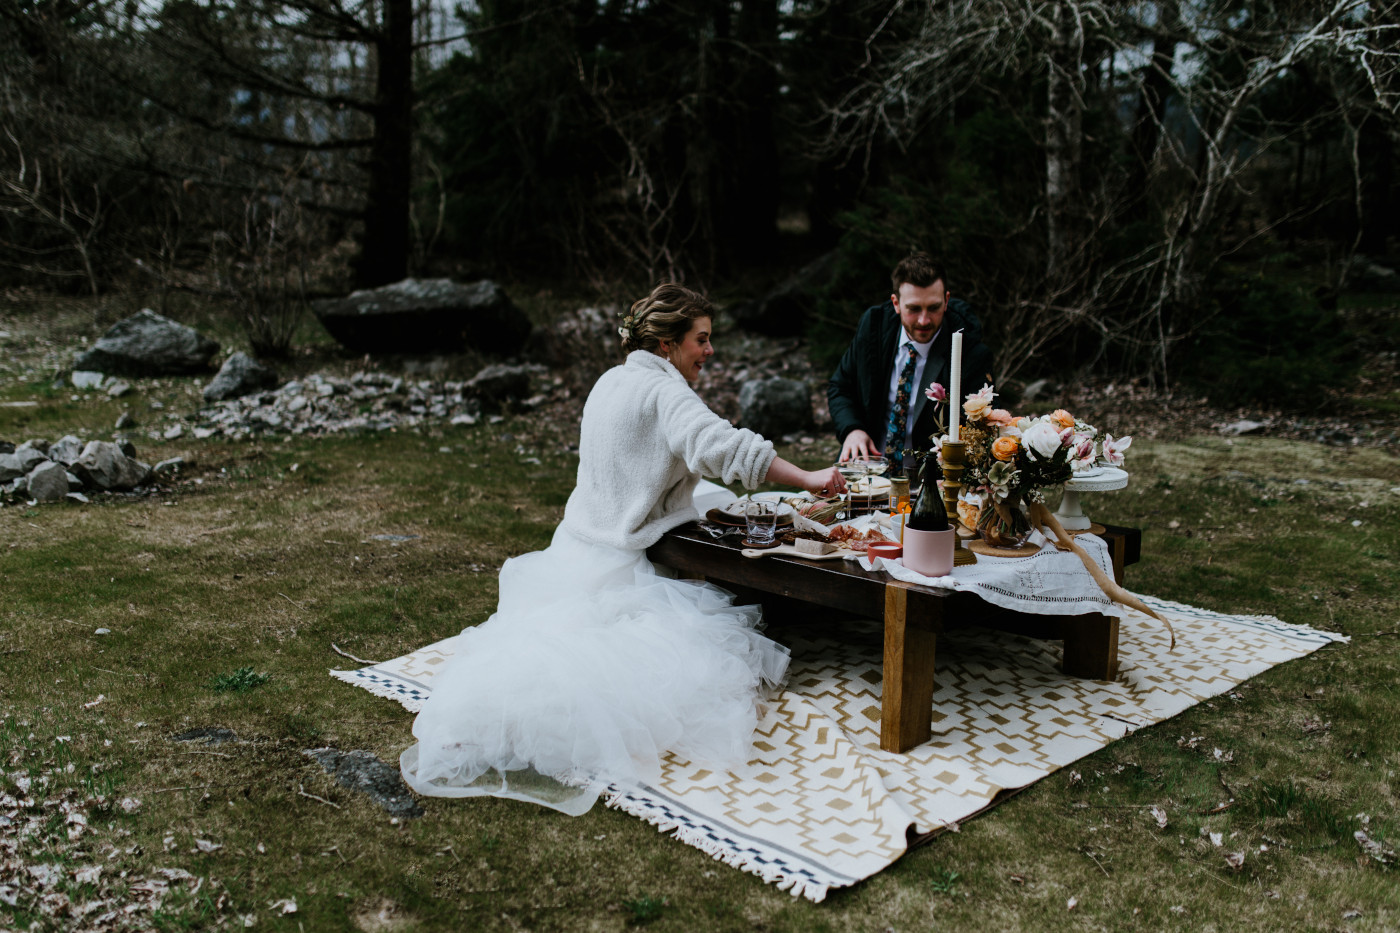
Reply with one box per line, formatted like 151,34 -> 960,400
827,298 -> 995,456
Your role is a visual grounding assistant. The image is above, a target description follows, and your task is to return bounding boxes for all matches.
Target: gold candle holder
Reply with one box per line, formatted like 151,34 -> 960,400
940,439 -> 978,565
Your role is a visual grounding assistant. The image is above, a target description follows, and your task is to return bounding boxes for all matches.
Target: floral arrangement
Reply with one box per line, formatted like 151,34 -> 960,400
955,383 -> 1131,503
910,382 -> 1133,545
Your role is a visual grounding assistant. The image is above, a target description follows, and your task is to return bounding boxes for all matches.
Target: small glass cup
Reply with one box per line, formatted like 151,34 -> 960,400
743,500 -> 779,547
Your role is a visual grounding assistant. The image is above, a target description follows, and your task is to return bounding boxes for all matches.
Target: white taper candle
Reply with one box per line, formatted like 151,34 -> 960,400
949,330 -> 963,442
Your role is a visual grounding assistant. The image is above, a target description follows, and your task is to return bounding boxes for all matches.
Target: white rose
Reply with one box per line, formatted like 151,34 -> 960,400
1022,421 -> 1063,460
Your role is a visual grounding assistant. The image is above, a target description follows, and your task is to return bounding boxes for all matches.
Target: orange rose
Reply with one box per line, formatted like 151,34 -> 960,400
1051,409 -> 1075,430
991,435 -> 1021,461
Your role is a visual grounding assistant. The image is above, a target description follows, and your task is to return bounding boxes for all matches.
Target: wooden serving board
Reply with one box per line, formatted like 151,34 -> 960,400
740,544 -> 853,561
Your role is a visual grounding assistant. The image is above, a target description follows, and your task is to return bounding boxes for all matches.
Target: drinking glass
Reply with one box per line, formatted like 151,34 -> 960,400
744,500 -> 778,547
835,459 -> 866,520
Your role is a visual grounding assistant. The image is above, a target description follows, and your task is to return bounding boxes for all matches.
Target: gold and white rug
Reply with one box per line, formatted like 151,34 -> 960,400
333,594 -> 1344,901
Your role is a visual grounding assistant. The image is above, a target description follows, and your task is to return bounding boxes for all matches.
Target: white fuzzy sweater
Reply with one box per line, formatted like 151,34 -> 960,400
561,351 -> 776,551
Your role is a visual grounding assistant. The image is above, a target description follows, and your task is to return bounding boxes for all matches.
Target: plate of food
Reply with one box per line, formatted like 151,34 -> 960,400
705,500 -> 797,527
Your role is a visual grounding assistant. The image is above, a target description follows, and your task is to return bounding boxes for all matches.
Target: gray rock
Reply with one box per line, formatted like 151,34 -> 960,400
303,748 -> 423,818
1221,419 -> 1267,437
66,491 -> 89,504
311,278 -> 530,356
72,441 -> 152,490
25,461 -> 69,502
154,457 -> 185,477
203,352 -> 280,402
106,380 -> 132,398
0,441 -> 13,454
66,471 -> 82,491
16,439 -> 48,456
738,377 -> 814,439
1020,378 -> 1051,403
163,424 -> 183,440
0,448 -> 47,480
114,411 -> 134,430
172,727 -> 236,745
73,309 -> 220,376
1345,255 -> 1400,292
71,371 -> 105,389
464,363 -> 532,405
115,437 -> 138,458
48,435 -> 84,466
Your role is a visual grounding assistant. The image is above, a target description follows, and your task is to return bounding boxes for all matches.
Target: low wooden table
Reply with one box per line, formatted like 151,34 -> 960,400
647,523 -> 1137,754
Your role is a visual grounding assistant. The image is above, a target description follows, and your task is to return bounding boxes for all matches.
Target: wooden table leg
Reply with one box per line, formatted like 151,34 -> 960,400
881,583 -> 942,753
1060,612 -> 1119,680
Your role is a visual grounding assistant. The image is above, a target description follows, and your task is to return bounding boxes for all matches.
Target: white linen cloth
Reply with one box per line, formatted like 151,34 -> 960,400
860,531 -> 1123,618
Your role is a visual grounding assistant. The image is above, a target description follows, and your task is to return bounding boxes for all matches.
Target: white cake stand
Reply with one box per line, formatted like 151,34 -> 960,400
1053,466 -> 1129,532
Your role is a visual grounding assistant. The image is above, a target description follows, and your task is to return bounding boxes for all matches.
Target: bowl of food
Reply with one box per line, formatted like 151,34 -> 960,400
866,541 -> 903,561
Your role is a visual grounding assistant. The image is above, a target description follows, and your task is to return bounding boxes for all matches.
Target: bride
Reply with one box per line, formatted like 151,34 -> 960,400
401,284 -> 845,813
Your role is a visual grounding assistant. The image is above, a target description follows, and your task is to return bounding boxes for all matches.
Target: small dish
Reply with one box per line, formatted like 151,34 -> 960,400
866,542 -> 903,561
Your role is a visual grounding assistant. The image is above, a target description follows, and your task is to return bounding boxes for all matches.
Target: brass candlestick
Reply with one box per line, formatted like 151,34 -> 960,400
940,439 -> 978,565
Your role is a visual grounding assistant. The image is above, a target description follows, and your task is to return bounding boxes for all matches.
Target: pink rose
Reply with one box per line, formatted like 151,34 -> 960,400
924,382 -> 947,402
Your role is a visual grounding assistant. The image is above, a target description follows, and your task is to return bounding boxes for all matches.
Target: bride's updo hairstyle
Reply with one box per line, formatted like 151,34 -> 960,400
619,284 -> 713,354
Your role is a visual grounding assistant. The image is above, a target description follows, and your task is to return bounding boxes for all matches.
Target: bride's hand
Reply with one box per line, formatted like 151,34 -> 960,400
804,466 -> 846,498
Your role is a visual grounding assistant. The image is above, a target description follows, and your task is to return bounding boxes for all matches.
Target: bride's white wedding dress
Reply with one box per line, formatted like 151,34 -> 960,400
401,526 -> 789,814
401,351 -> 789,814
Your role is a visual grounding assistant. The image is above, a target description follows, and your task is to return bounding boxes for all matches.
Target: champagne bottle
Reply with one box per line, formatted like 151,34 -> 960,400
906,455 -> 948,531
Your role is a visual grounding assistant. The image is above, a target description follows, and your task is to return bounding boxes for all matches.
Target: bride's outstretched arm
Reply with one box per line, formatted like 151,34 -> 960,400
763,457 -> 847,497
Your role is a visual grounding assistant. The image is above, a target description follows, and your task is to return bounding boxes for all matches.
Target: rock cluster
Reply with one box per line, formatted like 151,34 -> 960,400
1,435 -> 177,504
187,365 -> 545,440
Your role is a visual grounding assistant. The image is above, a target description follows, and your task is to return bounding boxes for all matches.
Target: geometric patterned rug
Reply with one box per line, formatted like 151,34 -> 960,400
332,593 -> 1345,902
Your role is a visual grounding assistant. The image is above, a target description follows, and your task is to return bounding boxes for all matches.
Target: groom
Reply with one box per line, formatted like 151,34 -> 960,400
827,252 -> 995,470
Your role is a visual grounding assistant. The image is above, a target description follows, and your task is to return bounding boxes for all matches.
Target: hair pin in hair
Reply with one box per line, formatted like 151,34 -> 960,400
617,313 -> 636,339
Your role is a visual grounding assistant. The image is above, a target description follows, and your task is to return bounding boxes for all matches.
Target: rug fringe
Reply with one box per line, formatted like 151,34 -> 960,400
328,668 -> 425,712
603,791 -> 834,903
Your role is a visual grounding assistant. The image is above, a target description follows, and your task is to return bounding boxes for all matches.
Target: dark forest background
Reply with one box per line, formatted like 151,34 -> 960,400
3,0 -> 1399,406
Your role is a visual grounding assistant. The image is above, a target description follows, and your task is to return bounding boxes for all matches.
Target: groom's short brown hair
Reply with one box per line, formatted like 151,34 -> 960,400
891,252 -> 946,293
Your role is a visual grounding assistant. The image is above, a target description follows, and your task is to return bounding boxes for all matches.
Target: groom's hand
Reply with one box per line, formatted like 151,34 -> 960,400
839,430 -> 880,462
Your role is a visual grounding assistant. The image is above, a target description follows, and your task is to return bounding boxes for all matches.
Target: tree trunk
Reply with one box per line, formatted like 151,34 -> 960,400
1045,1 -> 1085,281
1123,0 -> 1178,208
354,0 -> 414,288
725,0 -> 780,263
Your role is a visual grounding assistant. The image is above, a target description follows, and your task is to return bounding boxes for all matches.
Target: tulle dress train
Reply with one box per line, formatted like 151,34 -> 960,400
401,524 -> 790,814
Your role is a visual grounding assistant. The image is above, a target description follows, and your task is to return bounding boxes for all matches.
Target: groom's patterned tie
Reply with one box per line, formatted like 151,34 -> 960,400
885,344 -> 919,470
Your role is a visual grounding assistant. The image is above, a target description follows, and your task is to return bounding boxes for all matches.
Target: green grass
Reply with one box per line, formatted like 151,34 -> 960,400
210,666 -> 271,693
2,312 -> 1399,929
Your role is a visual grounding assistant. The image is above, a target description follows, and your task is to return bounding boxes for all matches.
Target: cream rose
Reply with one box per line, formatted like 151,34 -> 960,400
964,395 -> 992,422
1021,421 -> 1064,459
